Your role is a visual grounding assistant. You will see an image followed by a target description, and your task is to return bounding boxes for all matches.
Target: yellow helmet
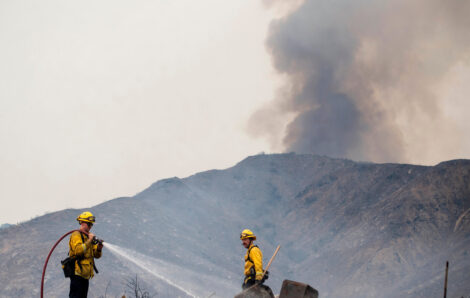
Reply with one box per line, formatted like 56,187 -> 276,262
76,211 -> 95,224
240,229 -> 256,240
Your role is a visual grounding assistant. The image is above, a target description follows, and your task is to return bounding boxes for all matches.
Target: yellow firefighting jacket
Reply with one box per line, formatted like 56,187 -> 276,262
244,244 -> 263,282
68,231 -> 102,279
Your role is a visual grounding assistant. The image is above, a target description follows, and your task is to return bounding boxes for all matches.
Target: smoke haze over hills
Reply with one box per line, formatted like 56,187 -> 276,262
1,2 -> 470,296
250,0 -> 470,164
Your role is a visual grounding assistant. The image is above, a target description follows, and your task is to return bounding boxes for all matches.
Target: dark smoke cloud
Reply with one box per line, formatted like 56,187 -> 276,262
250,0 -> 470,162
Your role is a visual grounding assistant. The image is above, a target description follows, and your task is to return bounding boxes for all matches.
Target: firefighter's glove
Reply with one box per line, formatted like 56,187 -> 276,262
261,271 -> 269,282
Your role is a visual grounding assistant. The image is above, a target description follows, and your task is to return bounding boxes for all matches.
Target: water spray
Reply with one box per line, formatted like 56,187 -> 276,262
105,242 -> 199,298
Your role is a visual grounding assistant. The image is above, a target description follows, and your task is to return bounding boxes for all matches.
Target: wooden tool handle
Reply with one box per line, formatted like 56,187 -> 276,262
262,245 -> 281,278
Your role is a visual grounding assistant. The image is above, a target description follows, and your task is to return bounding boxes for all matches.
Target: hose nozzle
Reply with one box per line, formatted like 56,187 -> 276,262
92,236 -> 104,245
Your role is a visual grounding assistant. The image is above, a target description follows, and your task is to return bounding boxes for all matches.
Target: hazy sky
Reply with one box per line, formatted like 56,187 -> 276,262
0,0 -> 284,223
1,0 -> 470,224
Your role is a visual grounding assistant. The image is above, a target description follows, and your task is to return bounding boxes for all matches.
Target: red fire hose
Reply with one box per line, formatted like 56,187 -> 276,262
40,229 -> 88,298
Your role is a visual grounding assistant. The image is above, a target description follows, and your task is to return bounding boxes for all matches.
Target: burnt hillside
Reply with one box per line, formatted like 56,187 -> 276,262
1,153 -> 469,297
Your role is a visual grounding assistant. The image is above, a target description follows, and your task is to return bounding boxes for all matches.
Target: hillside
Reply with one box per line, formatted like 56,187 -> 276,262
1,153 -> 469,297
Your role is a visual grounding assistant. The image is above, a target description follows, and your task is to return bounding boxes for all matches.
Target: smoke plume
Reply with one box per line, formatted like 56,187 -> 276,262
250,0 -> 470,163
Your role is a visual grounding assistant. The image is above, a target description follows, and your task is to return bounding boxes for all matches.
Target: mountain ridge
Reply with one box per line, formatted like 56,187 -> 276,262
1,153 -> 469,297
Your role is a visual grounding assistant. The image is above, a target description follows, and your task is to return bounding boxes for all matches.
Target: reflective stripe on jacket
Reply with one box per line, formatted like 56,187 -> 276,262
68,231 -> 102,280
244,243 -> 263,281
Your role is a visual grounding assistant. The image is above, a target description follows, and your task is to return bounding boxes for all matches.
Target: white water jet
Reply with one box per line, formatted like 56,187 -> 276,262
104,242 -> 198,298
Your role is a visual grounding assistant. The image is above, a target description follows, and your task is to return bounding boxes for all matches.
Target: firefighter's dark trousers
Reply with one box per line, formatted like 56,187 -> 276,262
69,275 -> 89,298
242,277 -> 256,290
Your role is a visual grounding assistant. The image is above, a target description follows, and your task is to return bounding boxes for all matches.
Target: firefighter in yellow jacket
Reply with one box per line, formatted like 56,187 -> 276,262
69,211 -> 103,298
240,229 -> 264,289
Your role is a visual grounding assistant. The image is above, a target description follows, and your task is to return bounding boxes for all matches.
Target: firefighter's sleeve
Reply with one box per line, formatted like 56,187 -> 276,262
93,244 -> 102,259
250,247 -> 264,281
69,232 -> 86,257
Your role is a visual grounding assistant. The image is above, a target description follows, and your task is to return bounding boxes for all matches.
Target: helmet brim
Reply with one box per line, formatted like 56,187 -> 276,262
240,236 -> 256,240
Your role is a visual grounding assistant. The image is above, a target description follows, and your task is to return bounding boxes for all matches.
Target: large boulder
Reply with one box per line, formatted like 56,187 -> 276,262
279,280 -> 319,298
